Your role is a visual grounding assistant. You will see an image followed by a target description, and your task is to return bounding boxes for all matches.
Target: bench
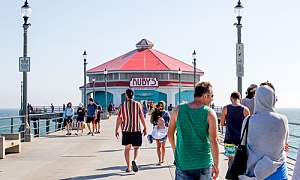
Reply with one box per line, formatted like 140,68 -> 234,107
0,133 -> 21,159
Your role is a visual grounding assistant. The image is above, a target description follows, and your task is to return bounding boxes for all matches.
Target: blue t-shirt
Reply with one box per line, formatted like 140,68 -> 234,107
161,110 -> 170,127
87,103 -> 97,117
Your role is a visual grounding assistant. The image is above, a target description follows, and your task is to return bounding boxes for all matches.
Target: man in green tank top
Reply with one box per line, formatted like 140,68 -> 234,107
168,82 -> 219,180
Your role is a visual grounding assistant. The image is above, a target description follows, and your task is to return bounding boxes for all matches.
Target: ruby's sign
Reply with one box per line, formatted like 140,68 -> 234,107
129,77 -> 159,88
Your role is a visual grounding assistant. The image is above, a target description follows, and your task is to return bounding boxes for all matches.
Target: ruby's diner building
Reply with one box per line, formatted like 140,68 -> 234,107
80,39 -> 204,108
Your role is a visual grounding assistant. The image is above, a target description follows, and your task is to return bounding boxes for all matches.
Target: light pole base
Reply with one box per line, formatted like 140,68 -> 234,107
24,128 -> 33,142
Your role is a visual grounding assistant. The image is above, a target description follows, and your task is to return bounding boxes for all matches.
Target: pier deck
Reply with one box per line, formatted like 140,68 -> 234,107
0,115 -> 293,180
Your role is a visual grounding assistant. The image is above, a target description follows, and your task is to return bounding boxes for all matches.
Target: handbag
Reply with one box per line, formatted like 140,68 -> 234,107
225,116 -> 251,180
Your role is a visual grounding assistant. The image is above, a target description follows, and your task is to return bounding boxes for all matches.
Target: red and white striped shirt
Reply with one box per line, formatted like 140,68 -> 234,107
118,100 -> 143,132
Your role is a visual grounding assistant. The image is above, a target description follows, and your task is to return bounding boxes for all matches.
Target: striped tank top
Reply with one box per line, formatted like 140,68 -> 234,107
174,104 -> 212,170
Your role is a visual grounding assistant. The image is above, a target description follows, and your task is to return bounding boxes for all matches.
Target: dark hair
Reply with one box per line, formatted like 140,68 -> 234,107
67,102 -> 72,107
89,98 -> 94,102
246,87 -> 256,99
260,82 -> 275,91
126,89 -> 134,99
194,82 -> 212,97
230,91 -> 241,99
151,104 -> 163,125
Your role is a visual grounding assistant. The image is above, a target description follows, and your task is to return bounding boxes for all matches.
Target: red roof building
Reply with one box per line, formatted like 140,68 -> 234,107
81,39 -> 204,108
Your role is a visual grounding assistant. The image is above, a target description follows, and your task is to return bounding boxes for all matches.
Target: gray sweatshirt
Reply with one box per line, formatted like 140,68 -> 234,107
240,85 -> 289,179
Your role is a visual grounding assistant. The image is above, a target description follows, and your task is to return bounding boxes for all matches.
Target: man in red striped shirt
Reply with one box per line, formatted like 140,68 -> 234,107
115,89 -> 147,173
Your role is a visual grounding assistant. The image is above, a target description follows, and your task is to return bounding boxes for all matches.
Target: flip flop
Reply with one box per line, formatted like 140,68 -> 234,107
125,168 -> 132,172
132,161 -> 138,172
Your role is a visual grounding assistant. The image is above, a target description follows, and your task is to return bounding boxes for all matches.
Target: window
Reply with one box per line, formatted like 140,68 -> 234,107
114,73 -> 119,80
120,73 -> 129,80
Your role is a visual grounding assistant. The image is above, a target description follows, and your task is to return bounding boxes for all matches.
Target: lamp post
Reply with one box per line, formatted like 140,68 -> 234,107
82,50 -> 88,108
21,0 -> 31,132
234,0 -> 244,95
21,81 -> 23,111
178,68 -> 182,105
93,77 -> 95,99
192,50 -> 197,89
104,68 -> 108,110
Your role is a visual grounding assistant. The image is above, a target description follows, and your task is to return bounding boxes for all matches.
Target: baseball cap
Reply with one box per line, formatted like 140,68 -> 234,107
126,88 -> 134,99
250,84 -> 258,88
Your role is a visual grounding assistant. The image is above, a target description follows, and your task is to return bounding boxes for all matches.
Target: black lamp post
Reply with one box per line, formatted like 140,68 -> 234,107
104,68 -> 108,110
192,50 -> 197,89
82,50 -> 88,108
21,0 -> 31,135
235,0 -> 244,95
178,68 -> 182,105
93,77 -> 95,99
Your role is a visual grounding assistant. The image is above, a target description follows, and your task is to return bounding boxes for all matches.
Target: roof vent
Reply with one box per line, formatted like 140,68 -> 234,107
136,39 -> 154,50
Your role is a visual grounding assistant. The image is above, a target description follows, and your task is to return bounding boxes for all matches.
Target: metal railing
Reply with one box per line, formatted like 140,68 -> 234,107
0,112 -> 78,140
0,115 -> 26,141
29,106 -> 78,113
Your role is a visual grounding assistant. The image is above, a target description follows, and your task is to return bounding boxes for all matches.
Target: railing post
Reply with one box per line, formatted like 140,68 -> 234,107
46,114 -> 50,134
11,118 -> 14,133
38,116 -> 40,137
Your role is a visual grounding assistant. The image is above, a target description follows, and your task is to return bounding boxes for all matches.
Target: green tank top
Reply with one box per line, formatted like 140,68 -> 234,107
174,103 -> 212,170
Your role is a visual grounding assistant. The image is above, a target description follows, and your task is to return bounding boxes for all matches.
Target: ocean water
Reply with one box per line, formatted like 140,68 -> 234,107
0,108 -> 299,159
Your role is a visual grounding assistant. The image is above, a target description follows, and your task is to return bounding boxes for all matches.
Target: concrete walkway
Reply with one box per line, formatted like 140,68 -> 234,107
0,115 -> 232,180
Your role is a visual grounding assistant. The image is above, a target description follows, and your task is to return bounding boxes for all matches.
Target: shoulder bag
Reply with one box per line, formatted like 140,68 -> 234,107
225,116 -> 251,180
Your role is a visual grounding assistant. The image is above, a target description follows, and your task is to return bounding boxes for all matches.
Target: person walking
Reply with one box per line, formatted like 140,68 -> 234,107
51,103 -> 54,113
95,102 -> 102,134
142,101 -> 148,118
86,98 -> 98,136
115,89 -> 147,173
108,102 -> 113,116
63,102 -> 74,135
167,103 -> 173,114
148,101 -> 170,165
239,82 -> 289,180
221,91 -> 250,167
168,82 -> 219,180
75,102 -> 85,136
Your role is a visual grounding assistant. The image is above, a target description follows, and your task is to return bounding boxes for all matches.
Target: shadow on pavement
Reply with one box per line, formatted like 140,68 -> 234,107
59,172 -> 135,180
96,163 -> 170,171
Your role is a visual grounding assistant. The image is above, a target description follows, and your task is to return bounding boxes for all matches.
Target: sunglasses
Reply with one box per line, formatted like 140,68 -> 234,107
207,94 -> 214,98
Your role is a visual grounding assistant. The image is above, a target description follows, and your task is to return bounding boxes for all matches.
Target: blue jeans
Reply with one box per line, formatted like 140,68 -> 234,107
175,167 -> 212,180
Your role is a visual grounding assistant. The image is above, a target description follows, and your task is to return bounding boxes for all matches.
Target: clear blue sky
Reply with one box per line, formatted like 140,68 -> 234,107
1,0 -> 300,108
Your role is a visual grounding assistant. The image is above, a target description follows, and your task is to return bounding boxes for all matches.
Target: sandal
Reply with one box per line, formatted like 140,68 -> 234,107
125,168 -> 132,172
131,161 -> 138,172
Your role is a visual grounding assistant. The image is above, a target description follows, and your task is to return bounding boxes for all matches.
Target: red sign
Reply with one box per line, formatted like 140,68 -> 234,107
129,77 -> 159,88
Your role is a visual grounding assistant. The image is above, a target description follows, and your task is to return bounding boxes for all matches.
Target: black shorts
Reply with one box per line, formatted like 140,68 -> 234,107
86,117 -> 95,123
122,132 -> 142,146
64,116 -> 72,124
95,113 -> 100,124
95,117 -> 100,124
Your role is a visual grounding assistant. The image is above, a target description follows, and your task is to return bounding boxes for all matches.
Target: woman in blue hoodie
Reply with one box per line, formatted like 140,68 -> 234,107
63,102 -> 74,135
